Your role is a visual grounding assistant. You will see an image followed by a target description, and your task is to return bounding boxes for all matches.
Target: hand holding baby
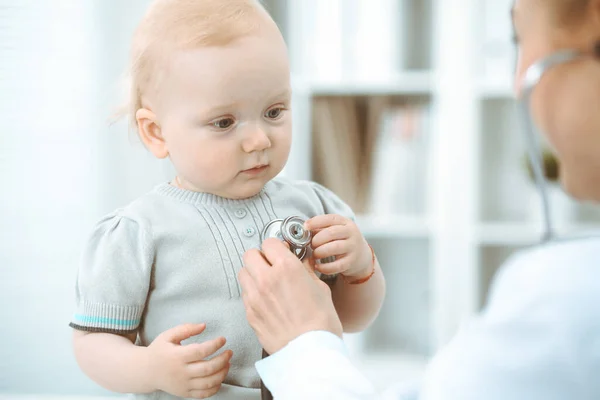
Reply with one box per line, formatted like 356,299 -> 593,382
305,214 -> 373,280
146,323 -> 232,399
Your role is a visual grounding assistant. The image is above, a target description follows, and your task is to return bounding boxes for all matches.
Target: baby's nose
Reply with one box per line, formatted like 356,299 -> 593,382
242,128 -> 271,152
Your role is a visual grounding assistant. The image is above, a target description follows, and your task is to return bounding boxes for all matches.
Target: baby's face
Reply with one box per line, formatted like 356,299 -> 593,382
156,26 -> 292,199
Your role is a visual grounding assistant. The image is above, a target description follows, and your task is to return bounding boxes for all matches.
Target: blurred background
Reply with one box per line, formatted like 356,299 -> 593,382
2,0 -> 600,398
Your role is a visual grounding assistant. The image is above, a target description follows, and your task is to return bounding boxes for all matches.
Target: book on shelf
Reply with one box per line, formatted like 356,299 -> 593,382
311,98 -> 431,218
312,97 -> 364,212
367,102 -> 431,217
312,96 -> 390,214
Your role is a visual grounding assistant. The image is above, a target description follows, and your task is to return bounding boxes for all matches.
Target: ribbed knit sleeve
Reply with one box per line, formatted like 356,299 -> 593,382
69,211 -> 153,334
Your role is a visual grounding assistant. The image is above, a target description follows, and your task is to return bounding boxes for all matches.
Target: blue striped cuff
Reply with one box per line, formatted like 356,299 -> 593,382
72,301 -> 143,331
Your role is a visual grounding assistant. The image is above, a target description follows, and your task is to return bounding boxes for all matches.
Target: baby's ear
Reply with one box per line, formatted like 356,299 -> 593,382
136,108 -> 169,159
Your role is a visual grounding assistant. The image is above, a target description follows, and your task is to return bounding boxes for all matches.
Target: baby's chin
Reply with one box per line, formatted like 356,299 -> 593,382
226,178 -> 272,200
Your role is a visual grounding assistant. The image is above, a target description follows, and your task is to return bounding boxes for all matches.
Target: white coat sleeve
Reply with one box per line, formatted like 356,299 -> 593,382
255,331 -> 381,400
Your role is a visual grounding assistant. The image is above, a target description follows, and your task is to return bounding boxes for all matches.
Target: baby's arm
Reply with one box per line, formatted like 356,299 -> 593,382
329,257 -> 385,332
70,214 -> 231,397
73,330 -> 154,393
73,324 -> 231,397
304,182 -> 386,333
305,214 -> 386,332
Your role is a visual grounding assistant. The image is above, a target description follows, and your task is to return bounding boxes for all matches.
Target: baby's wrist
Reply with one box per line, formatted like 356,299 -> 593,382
343,241 -> 374,279
343,265 -> 372,279
139,346 -> 161,393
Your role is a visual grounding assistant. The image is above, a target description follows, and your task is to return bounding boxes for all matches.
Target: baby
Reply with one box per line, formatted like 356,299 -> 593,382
69,1 -> 385,399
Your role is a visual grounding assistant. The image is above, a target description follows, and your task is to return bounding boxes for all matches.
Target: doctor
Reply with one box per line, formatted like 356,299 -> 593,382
238,0 -> 600,399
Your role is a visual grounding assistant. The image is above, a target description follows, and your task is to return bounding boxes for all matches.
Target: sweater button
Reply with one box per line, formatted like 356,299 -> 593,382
234,209 -> 247,218
243,226 -> 256,237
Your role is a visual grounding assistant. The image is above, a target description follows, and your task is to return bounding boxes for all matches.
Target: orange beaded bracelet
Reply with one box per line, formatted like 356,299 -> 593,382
342,244 -> 376,285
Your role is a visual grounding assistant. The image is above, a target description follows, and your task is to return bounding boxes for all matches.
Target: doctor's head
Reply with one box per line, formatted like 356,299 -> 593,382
512,0 -> 600,201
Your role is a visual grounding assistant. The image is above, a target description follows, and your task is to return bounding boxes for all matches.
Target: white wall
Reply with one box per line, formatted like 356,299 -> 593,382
1,1 -> 161,395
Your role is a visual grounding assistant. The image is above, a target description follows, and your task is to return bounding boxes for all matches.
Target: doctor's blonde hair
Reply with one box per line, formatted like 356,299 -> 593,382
123,0 -> 269,127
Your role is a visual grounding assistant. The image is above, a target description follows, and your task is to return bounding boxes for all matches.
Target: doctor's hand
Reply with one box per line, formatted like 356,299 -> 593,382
239,238 -> 343,355
305,214 -> 373,279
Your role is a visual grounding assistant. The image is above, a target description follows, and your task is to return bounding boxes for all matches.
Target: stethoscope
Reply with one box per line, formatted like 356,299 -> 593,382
518,48 -> 592,243
260,215 -> 313,260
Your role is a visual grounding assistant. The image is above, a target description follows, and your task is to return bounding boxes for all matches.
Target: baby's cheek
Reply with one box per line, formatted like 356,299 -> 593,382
194,151 -> 230,179
172,141 -> 220,181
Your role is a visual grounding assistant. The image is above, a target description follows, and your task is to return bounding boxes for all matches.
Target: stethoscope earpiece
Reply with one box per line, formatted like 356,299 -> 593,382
260,216 -> 312,260
519,48 -> 586,243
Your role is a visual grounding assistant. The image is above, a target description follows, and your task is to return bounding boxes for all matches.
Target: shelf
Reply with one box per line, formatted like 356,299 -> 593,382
477,221 -> 600,246
306,71 -> 434,96
355,214 -> 432,238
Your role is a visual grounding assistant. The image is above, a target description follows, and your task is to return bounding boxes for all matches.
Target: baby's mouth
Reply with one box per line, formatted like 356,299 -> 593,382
241,164 -> 269,175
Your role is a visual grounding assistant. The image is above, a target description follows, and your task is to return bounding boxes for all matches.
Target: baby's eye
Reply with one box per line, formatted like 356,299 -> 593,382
265,107 -> 284,120
212,118 -> 235,129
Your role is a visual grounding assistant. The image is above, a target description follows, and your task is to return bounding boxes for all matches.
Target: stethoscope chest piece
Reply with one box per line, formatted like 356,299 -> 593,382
261,216 -> 312,260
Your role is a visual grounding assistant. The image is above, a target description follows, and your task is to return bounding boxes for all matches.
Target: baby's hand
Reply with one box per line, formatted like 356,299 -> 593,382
147,323 -> 232,399
305,214 -> 372,279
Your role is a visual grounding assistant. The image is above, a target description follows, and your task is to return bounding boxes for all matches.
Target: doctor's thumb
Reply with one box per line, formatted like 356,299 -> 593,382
302,257 -> 320,279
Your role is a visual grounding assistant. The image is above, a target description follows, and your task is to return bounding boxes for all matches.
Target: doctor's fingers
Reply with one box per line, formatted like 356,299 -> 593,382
239,262 -> 287,323
242,248 -> 271,277
239,267 -> 266,309
239,268 -> 269,331
242,248 -> 286,292
261,238 -> 304,270
302,257 -> 322,282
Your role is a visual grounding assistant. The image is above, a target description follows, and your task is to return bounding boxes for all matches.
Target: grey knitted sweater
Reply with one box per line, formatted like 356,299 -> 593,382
69,177 -> 354,400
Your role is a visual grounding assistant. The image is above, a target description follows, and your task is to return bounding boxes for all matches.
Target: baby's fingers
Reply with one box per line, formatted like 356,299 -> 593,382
188,384 -> 222,399
189,364 -> 230,394
315,258 -> 349,275
189,350 -> 233,378
311,225 -> 350,248
305,214 -> 348,231
312,240 -> 349,260
182,337 -> 227,363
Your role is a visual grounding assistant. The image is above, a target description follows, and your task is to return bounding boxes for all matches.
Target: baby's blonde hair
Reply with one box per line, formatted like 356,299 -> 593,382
124,0 -> 267,127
